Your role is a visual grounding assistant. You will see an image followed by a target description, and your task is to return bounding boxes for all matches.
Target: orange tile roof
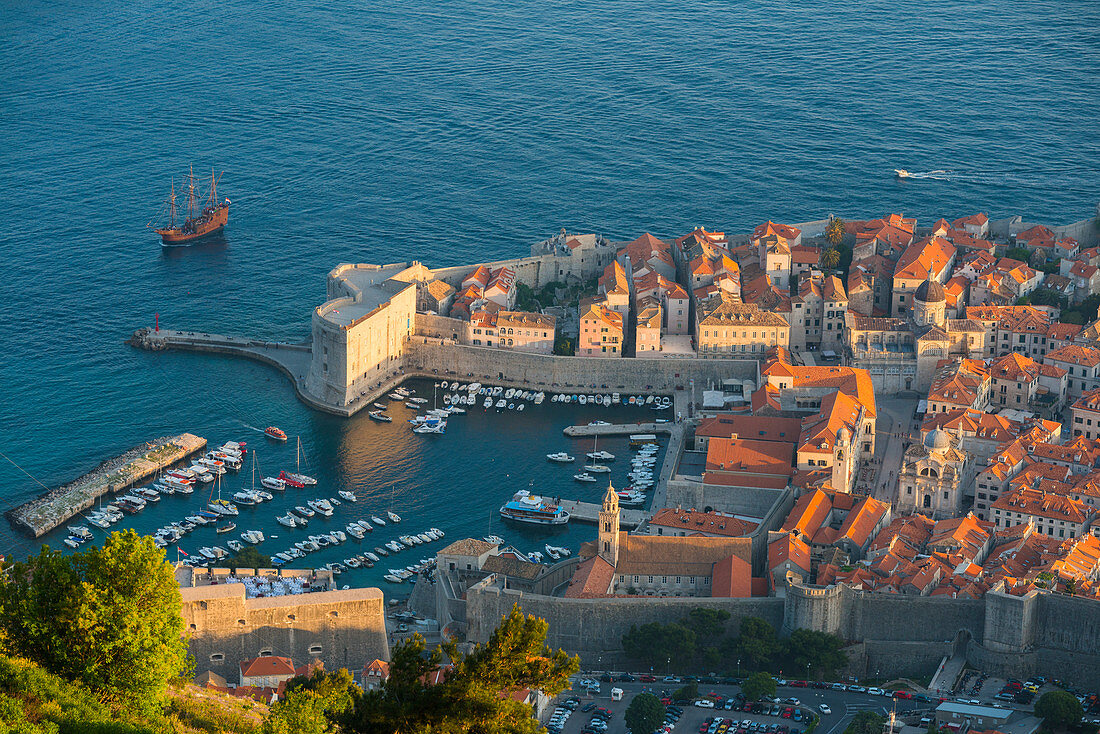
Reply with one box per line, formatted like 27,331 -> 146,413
564,555 -> 616,598
798,391 -> 863,455
753,221 -> 801,241
769,532 -> 811,573
649,508 -> 758,537
1046,344 -> 1100,368
953,213 -> 989,228
705,437 -> 794,475
991,488 -> 1090,524
836,497 -> 889,549
894,235 -> 955,280
763,362 -> 877,418
240,656 -> 295,678
781,489 -> 832,539
696,414 -> 803,442
711,554 -> 754,597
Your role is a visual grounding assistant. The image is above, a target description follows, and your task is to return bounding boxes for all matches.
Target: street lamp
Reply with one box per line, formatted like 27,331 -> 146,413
737,658 -> 741,678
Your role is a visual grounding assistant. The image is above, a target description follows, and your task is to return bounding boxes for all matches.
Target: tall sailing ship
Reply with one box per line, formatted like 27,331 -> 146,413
150,166 -> 229,245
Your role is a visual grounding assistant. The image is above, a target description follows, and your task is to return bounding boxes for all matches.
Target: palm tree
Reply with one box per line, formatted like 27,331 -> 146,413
821,248 -> 841,270
825,217 -> 845,247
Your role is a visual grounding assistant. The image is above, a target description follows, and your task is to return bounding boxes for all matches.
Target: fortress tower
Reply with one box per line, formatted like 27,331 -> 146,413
598,483 -> 620,567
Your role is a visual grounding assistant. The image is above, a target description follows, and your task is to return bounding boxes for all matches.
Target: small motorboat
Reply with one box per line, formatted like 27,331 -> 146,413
547,452 -> 575,463
227,540 -> 244,552
265,426 -> 287,441
374,545 -> 389,557
574,473 -> 597,482
387,511 -> 401,523
587,450 -> 615,461
369,410 -> 393,422
241,529 -> 264,544
346,524 -> 365,539
371,515 -> 386,526
276,514 -> 298,528
484,535 -> 504,545
215,521 -> 237,534
894,169 -> 911,178
357,520 -> 374,532
294,505 -> 315,518
262,476 -> 286,491
545,545 -> 560,560
583,464 -> 611,474
383,574 -> 404,583
339,490 -> 357,502
373,402 -> 388,410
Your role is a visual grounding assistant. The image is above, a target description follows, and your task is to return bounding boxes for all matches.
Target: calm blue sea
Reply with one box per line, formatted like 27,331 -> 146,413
0,0 -> 1097,586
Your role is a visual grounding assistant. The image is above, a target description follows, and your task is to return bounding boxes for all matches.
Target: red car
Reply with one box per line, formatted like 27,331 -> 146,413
892,691 -> 913,700
661,697 -> 672,705
782,709 -> 793,719
791,681 -> 807,688
640,674 -> 656,683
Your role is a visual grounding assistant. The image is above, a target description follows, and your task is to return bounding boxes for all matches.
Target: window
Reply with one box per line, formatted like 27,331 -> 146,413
210,653 -> 224,662
309,644 -> 323,655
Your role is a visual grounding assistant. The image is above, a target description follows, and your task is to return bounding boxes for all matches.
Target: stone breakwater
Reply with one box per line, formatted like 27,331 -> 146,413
7,433 -> 207,538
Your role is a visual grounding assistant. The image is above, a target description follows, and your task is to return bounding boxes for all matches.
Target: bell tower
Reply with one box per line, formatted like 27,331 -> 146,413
599,482 -> 620,567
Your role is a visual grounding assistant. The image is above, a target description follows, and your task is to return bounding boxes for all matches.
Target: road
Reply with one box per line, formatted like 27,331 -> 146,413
548,679 -> 927,734
868,396 -> 920,504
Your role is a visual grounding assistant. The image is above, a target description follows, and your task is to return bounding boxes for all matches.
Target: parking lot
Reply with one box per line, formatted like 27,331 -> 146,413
544,677 -> 929,734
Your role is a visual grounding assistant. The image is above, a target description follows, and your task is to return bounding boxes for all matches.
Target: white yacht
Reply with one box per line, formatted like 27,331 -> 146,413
586,450 -> 615,461
546,452 -> 575,463
573,472 -> 597,482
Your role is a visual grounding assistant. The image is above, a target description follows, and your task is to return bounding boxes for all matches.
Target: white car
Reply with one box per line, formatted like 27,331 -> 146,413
867,687 -> 885,696
695,699 -> 716,708
819,704 -> 832,715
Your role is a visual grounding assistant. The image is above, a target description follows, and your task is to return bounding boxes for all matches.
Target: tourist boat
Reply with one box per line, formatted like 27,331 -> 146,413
387,510 -> 401,523
499,490 -> 570,525
369,410 -> 392,422
307,499 -> 333,517
573,472 -> 596,482
546,452 -> 575,462
241,529 -> 264,544
276,513 -> 298,528
371,515 -> 386,526
232,491 -> 258,506
583,464 -> 611,473
587,450 -> 615,461
261,475 -> 286,491
338,490 -> 357,502
151,167 -> 229,245
617,489 -> 646,506
346,524 -> 365,539
264,426 -> 287,441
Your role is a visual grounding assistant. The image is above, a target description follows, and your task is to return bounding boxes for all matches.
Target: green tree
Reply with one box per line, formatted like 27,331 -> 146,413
0,530 -> 189,715
781,628 -> 848,679
264,669 -> 356,734
217,546 -> 272,572
742,671 -> 777,702
736,617 -> 780,672
844,711 -> 886,734
625,692 -> 665,734
1035,690 -> 1084,728
684,608 -> 730,640
1065,578 -> 1077,595
622,622 -> 697,670
1004,247 -> 1032,263
1026,288 -> 1068,309
825,217 -> 845,247
821,248 -> 841,270
342,604 -> 578,733
673,681 -> 699,702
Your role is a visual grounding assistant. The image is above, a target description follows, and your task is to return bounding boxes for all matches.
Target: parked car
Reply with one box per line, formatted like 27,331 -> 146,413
696,699 -> 716,708
892,691 -> 912,700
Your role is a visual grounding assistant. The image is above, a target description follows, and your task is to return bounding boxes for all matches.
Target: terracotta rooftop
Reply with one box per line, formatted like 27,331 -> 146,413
649,508 -> 759,538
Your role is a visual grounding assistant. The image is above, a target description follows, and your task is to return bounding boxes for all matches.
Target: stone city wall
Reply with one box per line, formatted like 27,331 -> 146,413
666,475 -> 788,521
182,585 -> 389,682
402,341 -> 758,394
465,576 -> 785,664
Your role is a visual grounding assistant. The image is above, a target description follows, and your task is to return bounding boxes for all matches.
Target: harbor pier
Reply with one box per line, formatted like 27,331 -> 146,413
559,499 -> 647,528
7,433 -> 207,537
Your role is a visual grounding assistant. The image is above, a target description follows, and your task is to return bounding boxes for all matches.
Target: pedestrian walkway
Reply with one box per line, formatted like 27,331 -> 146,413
929,653 -> 965,695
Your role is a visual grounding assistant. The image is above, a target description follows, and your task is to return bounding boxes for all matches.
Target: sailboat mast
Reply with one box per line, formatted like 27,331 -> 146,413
168,180 -> 177,228
209,169 -> 218,209
187,164 -> 196,221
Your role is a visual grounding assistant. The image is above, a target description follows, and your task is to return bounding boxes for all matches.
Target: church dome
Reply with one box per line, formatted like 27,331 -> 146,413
915,277 -> 946,303
924,429 -> 951,451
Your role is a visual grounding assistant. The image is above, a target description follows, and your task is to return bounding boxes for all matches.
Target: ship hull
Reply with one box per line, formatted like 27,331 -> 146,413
157,204 -> 229,246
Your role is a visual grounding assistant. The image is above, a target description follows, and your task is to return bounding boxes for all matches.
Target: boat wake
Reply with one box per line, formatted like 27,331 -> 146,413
896,168 -> 1091,188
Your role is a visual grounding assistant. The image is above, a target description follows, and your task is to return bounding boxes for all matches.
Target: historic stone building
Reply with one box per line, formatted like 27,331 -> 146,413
846,273 -> 987,392
897,429 -> 973,519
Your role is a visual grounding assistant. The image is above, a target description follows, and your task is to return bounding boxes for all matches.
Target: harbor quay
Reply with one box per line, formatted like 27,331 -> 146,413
7,433 -> 207,537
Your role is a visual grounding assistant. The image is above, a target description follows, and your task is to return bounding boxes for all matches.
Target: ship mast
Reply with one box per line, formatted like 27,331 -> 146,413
209,169 -> 218,210
186,164 -> 197,222
167,180 -> 177,228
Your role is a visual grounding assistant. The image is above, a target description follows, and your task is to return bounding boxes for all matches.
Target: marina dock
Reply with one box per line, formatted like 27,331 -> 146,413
559,499 -> 647,528
562,421 -> 675,437
7,433 -> 207,538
